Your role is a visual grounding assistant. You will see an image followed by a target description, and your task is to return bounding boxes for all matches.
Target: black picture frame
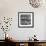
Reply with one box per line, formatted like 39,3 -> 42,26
18,12 -> 34,28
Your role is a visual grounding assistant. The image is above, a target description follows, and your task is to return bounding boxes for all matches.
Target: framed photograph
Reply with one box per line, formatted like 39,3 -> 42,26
18,12 -> 34,28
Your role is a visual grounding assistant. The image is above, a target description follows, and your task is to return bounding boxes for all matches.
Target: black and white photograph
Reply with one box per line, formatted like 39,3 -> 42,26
18,12 -> 34,28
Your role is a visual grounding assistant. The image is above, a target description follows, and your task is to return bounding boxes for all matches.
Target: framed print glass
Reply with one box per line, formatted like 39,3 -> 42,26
18,12 -> 34,28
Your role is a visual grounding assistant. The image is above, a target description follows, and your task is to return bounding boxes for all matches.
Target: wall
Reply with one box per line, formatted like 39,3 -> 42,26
0,0 -> 46,40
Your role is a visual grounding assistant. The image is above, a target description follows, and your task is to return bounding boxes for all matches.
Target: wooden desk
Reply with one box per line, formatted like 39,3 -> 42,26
14,40 -> 46,46
5,39 -> 46,46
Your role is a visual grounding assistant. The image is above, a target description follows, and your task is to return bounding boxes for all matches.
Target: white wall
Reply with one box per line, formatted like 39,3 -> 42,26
0,0 -> 46,40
